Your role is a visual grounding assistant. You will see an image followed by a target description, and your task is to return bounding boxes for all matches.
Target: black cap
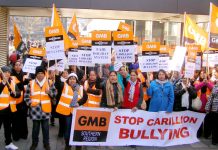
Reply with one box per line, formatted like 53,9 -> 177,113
35,66 -> 45,75
1,66 -> 11,73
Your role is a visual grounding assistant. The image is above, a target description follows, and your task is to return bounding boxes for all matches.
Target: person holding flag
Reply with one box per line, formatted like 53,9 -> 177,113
0,66 -> 21,150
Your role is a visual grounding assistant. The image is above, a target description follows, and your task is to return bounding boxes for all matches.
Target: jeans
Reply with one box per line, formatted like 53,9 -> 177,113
64,115 -> 72,140
32,119 -> 49,145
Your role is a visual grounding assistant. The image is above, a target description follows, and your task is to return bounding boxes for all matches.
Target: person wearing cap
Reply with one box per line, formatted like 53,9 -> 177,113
24,66 -> 57,150
10,60 -> 30,141
0,65 -> 21,150
54,70 -> 88,150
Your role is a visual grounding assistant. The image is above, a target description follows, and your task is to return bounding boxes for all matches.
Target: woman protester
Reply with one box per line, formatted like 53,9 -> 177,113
83,70 -> 102,108
122,70 -> 144,111
55,71 -> 88,150
174,78 -> 197,111
10,61 -> 30,141
194,70 -> 214,138
99,71 -> 123,110
146,69 -> 174,113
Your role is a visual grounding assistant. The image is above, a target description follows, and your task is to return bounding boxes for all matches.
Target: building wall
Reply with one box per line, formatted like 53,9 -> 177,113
0,0 -> 218,15
0,7 -> 9,66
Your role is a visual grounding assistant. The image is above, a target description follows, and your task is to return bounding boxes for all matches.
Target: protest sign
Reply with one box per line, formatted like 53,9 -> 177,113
184,45 -> 198,78
78,37 -> 94,66
139,42 -> 160,72
159,45 -> 170,71
113,31 -> 135,63
22,48 -> 45,74
170,46 -> 187,71
92,31 -> 112,64
45,26 -> 65,60
70,108 -> 205,147
68,40 -> 79,65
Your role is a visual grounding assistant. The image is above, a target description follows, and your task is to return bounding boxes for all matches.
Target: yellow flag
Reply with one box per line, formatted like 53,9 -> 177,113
51,4 -> 71,50
209,3 -> 218,49
13,23 -> 23,50
184,14 -> 208,52
118,22 -> 133,32
68,14 -> 80,40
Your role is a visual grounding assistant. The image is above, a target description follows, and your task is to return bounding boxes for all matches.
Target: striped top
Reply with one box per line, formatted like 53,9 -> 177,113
205,84 -> 218,112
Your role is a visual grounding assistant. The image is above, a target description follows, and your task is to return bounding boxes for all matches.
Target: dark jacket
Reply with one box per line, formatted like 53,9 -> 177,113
174,82 -> 197,111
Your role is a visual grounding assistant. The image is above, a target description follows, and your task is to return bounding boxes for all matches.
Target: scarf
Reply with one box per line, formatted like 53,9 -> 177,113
128,80 -> 137,102
106,79 -> 123,106
70,83 -> 80,107
156,79 -> 168,87
61,76 -> 67,82
36,77 -> 46,88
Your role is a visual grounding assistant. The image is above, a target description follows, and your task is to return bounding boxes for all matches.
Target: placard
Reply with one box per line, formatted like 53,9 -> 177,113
45,26 -> 65,60
113,31 -> 135,62
92,31 -> 112,64
139,42 -> 160,72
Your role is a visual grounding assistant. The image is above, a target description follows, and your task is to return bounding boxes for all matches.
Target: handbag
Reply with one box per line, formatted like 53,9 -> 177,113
192,97 -> 202,111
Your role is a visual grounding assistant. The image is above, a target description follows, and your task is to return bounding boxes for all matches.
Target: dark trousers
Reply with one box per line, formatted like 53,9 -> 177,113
211,112 -> 218,143
12,102 -> 28,140
197,113 -> 212,138
32,119 -> 49,145
0,113 -> 12,145
64,115 -> 72,141
58,115 -> 65,136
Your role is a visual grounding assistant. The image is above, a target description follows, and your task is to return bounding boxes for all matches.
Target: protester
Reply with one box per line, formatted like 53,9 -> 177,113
55,71 -> 88,150
83,70 -> 102,107
122,70 -> 144,111
174,78 -> 197,111
68,65 -> 85,83
194,70 -> 214,138
147,69 -> 174,112
171,71 -> 181,89
0,66 -> 21,150
11,61 -> 30,141
24,66 -> 57,150
205,71 -> 218,145
99,71 -> 123,110
54,69 -> 69,137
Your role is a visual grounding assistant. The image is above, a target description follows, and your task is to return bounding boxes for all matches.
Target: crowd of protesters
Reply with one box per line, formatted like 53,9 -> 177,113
0,53 -> 218,150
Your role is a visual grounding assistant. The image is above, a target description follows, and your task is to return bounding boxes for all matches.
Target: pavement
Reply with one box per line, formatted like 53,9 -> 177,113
0,118 -> 218,150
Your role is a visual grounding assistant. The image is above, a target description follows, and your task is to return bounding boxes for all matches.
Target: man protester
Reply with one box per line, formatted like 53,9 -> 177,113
0,66 -> 21,150
24,66 -> 57,150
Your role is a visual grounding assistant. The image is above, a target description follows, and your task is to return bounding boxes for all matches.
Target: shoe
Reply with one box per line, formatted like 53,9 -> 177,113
64,145 -> 71,150
5,143 -> 18,150
13,137 -> 20,141
212,141 -> 218,145
29,143 -> 38,150
44,144 -> 51,150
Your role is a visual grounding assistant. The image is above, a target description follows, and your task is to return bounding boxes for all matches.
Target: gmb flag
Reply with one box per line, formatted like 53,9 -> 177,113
184,14 -> 208,52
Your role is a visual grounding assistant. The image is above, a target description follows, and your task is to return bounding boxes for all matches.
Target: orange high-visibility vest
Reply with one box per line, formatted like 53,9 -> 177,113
56,83 -> 83,116
0,81 -> 17,112
137,69 -> 149,101
11,76 -> 24,104
84,80 -> 101,107
29,79 -> 52,113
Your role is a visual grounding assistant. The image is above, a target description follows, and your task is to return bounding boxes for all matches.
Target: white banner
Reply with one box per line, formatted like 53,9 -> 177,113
138,55 -> 159,72
70,108 -> 205,147
68,51 -> 79,66
170,46 -> 187,71
202,53 -> 216,67
159,57 -> 169,71
22,58 -> 42,74
46,40 -> 65,60
78,50 -> 94,67
92,46 -> 111,64
114,45 -> 135,63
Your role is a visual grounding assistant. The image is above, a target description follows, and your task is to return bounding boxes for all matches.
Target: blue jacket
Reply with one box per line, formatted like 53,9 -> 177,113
147,80 -> 174,112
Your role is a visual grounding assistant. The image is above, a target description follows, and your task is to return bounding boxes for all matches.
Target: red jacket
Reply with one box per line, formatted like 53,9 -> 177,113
122,80 -> 141,109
